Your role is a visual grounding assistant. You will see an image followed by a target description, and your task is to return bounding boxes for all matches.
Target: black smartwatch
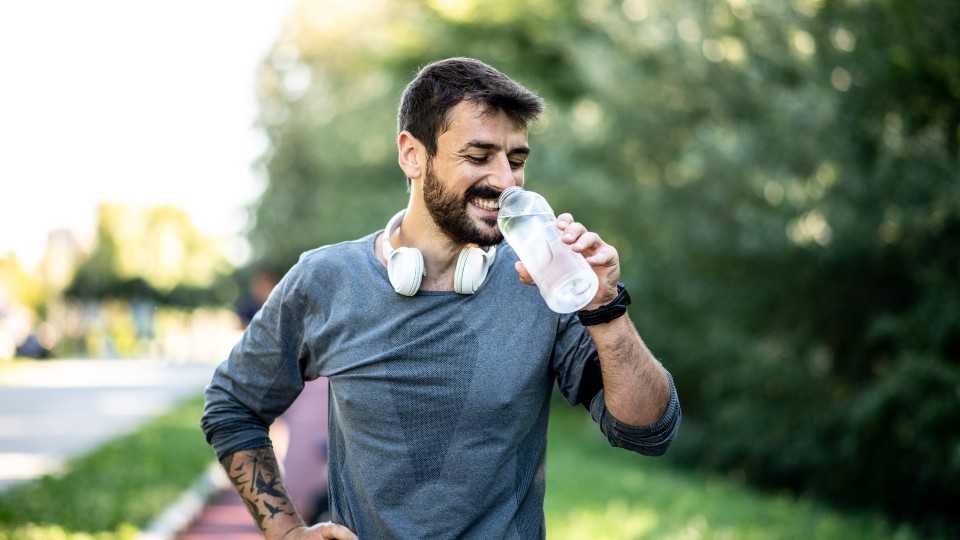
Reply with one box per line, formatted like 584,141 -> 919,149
577,283 -> 632,326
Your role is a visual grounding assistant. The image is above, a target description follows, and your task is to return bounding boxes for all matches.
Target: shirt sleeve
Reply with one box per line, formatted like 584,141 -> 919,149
550,313 -> 682,457
550,313 -> 599,406
200,261 -> 312,460
588,369 -> 681,456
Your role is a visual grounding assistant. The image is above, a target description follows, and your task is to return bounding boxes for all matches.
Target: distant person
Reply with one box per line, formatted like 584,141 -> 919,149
16,333 -> 51,359
235,268 -> 279,329
15,323 -> 56,359
202,57 -> 681,539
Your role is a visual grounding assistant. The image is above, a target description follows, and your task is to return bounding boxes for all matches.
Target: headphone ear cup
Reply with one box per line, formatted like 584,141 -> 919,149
387,247 -> 424,296
454,246 -> 495,294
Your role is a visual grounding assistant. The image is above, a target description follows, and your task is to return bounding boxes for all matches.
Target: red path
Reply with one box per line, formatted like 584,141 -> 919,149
176,379 -> 330,539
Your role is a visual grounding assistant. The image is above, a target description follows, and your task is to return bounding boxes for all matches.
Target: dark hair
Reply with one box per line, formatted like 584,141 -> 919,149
397,57 -> 544,157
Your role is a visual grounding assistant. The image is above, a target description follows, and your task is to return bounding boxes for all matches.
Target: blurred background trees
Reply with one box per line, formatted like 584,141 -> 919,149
246,0 -> 959,533
0,204 -> 238,361
65,204 -> 235,308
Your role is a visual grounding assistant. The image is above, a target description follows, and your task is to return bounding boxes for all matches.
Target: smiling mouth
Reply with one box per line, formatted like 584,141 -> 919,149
470,197 -> 500,212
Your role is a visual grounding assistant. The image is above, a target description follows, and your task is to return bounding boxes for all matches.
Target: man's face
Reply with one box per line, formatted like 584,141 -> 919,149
421,100 -> 530,246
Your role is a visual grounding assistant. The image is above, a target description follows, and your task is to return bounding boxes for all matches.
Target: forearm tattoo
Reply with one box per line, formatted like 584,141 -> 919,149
221,447 -> 299,534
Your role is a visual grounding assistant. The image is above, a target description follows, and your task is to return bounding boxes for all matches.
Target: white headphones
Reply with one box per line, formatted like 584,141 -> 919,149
382,210 -> 497,296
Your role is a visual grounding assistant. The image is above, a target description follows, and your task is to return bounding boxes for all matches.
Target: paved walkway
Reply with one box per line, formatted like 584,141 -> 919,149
0,359 -> 216,492
175,378 -> 330,539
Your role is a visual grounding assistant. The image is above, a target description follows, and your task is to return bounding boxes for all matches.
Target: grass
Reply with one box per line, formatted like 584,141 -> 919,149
544,402 -> 930,540
0,393 -> 212,540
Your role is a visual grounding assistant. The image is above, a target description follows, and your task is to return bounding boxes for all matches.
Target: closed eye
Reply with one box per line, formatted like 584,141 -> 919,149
462,155 -> 526,170
458,140 -> 530,170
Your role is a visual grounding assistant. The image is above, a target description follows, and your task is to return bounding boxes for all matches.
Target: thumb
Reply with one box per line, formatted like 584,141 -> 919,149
514,261 -> 535,286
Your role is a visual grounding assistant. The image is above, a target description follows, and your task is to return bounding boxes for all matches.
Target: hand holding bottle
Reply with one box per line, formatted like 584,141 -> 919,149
498,187 -> 612,313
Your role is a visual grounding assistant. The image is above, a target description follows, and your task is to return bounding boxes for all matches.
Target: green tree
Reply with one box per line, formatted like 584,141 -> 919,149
66,204 -> 234,307
0,253 -> 44,312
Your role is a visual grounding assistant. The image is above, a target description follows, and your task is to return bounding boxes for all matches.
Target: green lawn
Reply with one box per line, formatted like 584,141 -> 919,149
544,402 -> 926,540
0,393 -> 211,540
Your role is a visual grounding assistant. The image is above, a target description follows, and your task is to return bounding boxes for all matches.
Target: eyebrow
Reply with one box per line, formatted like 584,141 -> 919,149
458,140 -> 531,156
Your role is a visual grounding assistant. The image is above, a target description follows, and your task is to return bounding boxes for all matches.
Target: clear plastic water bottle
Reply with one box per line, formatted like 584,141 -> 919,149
498,186 -> 599,313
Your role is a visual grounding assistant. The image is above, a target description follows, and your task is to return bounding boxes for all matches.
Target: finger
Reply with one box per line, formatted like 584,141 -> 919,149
553,213 -> 619,274
305,521 -> 359,540
561,222 -> 589,246
583,244 -> 619,268
569,231 -> 603,255
514,261 -> 535,286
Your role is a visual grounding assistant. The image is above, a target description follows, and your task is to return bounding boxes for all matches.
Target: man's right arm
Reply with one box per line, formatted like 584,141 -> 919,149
220,447 -> 357,540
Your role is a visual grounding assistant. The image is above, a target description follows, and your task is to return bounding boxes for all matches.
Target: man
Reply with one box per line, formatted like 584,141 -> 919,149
201,57 -> 681,540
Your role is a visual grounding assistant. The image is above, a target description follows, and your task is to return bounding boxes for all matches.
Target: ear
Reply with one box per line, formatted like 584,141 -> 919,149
398,131 -> 426,180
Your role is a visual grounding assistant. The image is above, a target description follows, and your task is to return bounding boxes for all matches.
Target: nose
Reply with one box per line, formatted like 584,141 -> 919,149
488,154 -> 522,191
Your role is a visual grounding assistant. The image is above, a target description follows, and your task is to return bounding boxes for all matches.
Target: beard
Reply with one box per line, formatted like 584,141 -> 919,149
422,161 -> 504,246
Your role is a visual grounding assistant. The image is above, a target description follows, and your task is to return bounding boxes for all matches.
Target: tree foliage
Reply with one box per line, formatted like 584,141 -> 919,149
66,204 -> 235,307
249,0 -> 959,532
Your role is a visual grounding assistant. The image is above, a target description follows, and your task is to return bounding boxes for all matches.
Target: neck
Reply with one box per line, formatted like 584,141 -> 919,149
385,206 -> 466,291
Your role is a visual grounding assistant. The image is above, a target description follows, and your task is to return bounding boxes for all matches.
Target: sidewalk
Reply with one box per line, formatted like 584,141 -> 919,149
0,359 -> 216,492
174,378 -> 331,539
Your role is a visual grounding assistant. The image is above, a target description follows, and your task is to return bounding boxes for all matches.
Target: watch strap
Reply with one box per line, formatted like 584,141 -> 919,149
577,283 -> 631,326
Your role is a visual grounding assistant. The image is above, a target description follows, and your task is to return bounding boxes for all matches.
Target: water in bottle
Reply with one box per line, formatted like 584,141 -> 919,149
498,187 -> 599,313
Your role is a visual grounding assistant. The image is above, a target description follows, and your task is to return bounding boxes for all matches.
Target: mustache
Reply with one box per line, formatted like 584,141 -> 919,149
465,185 -> 503,200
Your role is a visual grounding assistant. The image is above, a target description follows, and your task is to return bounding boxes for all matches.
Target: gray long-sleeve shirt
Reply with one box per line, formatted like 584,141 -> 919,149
201,231 -> 681,539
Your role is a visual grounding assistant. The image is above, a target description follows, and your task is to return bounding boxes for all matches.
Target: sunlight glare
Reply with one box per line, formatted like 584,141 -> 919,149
554,500 -> 659,539
0,0 -> 294,270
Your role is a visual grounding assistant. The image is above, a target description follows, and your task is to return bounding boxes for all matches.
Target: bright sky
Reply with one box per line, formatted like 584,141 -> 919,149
0,0 -> 294,269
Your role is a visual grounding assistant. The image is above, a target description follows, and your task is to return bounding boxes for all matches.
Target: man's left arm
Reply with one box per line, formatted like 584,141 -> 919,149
581,310 -> 672,426
516,213 -> 679,450
561,212 -> 674,425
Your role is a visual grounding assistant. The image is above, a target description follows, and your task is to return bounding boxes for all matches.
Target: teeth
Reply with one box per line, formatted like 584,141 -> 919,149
472,198 -> 500,211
